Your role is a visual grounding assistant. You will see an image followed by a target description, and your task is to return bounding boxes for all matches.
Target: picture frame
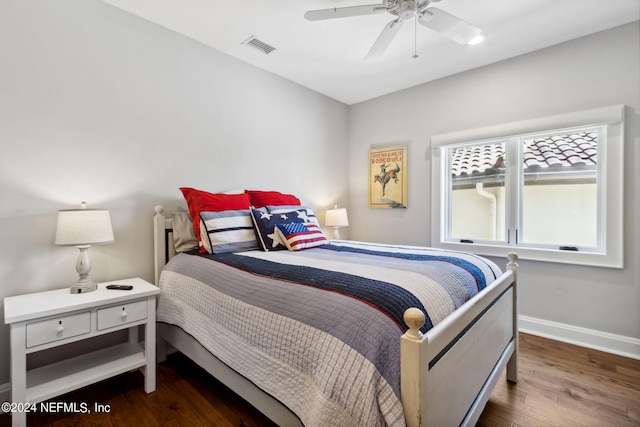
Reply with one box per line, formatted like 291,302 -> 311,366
368,145 -> 408,208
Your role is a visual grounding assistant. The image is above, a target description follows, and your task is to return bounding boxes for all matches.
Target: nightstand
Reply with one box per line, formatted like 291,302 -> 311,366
3,278 -> 160,427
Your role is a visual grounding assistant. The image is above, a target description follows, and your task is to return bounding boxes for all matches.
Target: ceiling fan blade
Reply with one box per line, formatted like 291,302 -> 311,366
418,7 -> 486,45
365,19 -> 404,61
304,4 -> 387,21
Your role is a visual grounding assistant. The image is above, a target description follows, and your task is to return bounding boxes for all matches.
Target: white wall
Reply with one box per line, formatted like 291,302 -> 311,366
349,22 -> 640,354
0,0 -> 349,387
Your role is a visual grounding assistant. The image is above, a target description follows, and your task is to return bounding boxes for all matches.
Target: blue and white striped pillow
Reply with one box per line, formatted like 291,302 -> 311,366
199,210 -> 260,254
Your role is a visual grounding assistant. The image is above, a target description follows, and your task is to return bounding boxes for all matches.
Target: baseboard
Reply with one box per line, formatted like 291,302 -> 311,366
0,382 -> 10,413
519,315 -> 640,360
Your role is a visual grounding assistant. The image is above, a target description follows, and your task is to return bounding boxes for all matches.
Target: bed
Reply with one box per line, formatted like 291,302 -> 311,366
152,200 -> 519,427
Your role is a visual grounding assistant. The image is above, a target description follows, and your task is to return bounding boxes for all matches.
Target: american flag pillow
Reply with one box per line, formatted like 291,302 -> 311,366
274,222 -> 329,251
266,206 -> 320,227
250,208 -> 304,251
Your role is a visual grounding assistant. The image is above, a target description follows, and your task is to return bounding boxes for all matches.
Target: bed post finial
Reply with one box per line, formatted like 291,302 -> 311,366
154,205 -> 165,216
403,308 -> 425,340
507,252 -> 518,268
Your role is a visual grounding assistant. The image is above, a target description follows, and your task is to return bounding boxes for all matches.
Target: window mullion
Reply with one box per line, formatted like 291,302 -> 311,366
505,138 -> 520,246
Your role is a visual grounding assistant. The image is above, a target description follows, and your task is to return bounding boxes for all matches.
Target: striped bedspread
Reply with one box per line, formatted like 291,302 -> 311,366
157,241 -> 502,427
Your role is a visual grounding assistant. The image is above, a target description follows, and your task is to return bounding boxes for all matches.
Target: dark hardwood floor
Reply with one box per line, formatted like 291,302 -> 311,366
1,333 -> 638,426
477,333 -> 640,427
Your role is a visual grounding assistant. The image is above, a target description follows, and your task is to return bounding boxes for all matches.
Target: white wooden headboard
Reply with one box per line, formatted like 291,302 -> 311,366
153,206 -> 175,285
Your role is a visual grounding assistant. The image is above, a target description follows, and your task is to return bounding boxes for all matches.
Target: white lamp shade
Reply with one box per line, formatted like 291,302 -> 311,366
325,208 -> 349,228
55,209 -> 114,246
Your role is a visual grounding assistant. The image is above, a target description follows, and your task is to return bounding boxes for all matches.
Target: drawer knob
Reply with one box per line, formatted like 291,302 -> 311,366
56,323 -> 64,333
121,309 -> 127,320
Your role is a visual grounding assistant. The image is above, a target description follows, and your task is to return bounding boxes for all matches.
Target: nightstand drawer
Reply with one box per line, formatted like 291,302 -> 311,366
26,312 -> 91,348
97,300 -> 147,330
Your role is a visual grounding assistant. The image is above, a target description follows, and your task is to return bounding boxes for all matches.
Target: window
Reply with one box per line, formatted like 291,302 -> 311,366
431,106 -> 624,268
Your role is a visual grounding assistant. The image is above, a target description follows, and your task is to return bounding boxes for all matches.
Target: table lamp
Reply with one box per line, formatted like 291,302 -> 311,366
55,203 -> 114,294
325,205 -> 349,240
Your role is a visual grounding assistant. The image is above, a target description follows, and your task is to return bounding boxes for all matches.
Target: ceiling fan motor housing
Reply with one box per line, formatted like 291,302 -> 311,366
398,1 -> 417,20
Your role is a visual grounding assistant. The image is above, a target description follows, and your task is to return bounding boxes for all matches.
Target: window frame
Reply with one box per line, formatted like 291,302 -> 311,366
431,105 -> 624,268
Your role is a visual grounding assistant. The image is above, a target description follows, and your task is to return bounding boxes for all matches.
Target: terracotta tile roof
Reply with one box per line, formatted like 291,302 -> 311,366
524,132 -> 597,170
451,144 -> 505,177
451,131 -> 597,178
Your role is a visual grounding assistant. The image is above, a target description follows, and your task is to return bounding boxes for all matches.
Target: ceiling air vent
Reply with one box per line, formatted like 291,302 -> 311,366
242,36 -> 276,55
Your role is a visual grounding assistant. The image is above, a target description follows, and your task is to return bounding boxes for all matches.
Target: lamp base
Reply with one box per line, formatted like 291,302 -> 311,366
332,227 -> 340,240
71,245 -> 98,294
70,282 -> 97,294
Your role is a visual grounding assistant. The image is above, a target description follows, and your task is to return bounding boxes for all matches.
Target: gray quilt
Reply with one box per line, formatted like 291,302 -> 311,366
157,241 -> 501,426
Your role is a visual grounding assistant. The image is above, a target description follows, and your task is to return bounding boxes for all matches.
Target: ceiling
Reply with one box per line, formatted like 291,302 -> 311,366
101,0 -> 639,105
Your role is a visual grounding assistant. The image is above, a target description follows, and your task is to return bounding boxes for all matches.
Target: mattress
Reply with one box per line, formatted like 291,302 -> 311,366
156,240 -> 502,427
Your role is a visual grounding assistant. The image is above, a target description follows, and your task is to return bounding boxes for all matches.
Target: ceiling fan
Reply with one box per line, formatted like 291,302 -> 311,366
304,0 -> 486,60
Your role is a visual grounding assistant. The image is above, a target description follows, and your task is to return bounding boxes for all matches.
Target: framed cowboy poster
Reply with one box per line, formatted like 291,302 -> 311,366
368,144 -> 408,208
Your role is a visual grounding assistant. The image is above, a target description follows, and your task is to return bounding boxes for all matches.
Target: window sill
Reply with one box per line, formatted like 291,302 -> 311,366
433,240 -> 623,269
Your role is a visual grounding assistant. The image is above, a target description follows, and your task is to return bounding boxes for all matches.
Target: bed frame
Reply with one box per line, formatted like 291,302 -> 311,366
153,206 -> 519,426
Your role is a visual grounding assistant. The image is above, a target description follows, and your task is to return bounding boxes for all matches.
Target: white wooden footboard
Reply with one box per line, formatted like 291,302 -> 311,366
401,253 -> 518,427
153,206 -> 518,426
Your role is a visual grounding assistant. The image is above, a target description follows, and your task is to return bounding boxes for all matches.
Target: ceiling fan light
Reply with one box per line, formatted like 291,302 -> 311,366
467,32 -> 486,45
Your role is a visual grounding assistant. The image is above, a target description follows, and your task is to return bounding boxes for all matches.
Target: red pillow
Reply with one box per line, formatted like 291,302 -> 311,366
245,190 -> 301,208
180,188 -> 251,249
